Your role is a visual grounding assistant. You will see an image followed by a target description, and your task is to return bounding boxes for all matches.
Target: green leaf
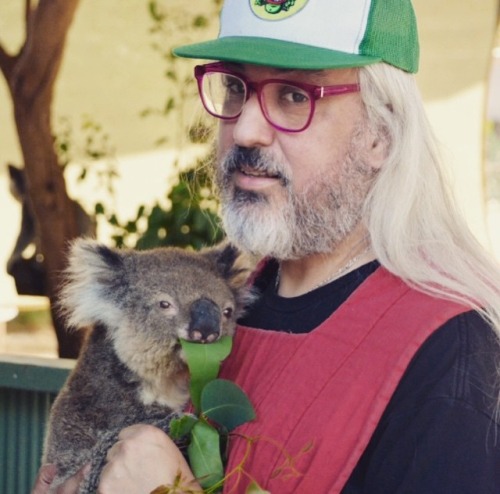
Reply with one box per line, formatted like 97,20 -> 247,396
193,15 -> 208,28
201,379 -> 256,431
246,481 -> 271,494
169,414 -> 198,440
180,336 -> 232,412
109,214 -> 119,226
94,202 -> 105,215
188,420 -> 224,489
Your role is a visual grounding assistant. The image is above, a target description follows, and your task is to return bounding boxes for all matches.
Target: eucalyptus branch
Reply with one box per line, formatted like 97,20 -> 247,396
174,339 -> 304,493
172,338 -> 257,492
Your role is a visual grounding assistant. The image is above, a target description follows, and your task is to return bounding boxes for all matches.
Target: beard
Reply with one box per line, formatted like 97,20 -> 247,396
215,127 -> 378,260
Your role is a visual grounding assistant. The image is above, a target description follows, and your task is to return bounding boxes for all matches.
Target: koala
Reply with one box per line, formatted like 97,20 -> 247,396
42,238 -> 255,493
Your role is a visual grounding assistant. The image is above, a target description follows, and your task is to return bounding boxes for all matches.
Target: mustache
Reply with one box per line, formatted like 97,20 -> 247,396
220,146 -> 289,186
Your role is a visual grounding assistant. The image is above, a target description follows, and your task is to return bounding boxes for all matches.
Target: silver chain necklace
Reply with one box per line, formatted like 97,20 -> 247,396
275,246 -> 372,294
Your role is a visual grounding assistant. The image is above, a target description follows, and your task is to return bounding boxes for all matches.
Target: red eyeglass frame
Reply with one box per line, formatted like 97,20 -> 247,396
194,62 -> 361,133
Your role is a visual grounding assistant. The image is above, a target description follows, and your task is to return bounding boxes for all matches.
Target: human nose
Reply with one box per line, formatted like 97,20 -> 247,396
231,92 -> 275,148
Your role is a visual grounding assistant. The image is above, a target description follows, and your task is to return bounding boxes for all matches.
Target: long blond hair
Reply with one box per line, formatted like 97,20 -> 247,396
360,63 -> 500,340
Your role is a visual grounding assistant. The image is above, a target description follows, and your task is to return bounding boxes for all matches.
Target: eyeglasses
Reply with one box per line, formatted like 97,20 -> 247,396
194,62 -> 360,133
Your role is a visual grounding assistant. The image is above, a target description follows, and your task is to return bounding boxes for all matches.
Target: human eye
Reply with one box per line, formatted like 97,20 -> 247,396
219,74 -> 245,116
222,75 -> 245,96
278,84 -> 310,105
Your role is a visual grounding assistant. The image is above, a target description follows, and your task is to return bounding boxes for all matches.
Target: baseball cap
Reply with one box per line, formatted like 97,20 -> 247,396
173,0 -> 419,73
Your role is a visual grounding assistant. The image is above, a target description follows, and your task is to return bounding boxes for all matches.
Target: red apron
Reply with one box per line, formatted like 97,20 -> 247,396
219,267 -> 469,492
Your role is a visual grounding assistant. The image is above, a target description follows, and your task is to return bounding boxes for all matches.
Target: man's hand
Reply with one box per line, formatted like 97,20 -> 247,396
98,424 -> 202,493
32,464 -> 56,494
31,464 -> 90,494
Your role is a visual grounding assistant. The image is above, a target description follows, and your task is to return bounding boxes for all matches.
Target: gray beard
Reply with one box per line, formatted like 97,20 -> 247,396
216,135 -> 377,260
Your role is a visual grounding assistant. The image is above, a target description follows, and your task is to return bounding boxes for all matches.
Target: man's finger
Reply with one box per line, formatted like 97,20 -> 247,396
32,464 -> 57,494
54,464 -> 91,494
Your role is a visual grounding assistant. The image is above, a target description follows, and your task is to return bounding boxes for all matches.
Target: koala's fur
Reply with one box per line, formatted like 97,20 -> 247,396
42,238 -> 254,493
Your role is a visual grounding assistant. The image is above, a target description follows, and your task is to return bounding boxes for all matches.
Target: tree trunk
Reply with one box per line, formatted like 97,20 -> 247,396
0,0 -> 83,358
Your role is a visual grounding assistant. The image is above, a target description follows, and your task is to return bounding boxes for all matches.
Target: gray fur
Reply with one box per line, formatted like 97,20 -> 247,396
43,238 -> 255,493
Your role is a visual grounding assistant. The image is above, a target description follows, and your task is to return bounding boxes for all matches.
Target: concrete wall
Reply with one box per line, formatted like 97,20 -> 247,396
413,0 -> 498,248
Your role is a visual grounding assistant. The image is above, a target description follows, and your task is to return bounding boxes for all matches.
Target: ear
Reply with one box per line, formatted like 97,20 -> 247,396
203,242 -> 240,278
7,164 -> 26,195
365,128 -> 390,171
203,241 -> 256,288
213,243 -> 240,279
58,238 -> 126,329
67,238 -> 124,285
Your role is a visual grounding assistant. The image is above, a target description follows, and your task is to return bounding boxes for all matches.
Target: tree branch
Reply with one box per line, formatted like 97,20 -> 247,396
11,0 -> 80,103
25,0 -> 31,28
0,43 -> 17,80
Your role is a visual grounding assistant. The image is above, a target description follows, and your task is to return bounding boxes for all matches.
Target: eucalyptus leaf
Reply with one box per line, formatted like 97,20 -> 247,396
246,481 -> 271,494
188,420 -> 224,489
201,379 -> 256,431
169,414 -> 198,440
180,336 -> 233,412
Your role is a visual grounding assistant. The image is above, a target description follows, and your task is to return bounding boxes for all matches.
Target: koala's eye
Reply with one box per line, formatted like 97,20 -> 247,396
222,307 -> 233,318
159,301 -> 171,309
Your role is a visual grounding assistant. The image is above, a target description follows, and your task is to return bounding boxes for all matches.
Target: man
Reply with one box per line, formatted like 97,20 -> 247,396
34,0 -> 500,492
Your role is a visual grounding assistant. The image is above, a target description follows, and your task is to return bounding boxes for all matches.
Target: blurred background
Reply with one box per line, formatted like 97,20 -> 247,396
0,0 -> 499,358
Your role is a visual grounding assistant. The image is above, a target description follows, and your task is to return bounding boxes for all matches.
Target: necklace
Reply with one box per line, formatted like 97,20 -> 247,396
275,245 -> 372,294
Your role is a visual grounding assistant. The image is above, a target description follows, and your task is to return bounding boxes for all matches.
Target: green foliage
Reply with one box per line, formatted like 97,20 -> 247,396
54,115 -> 118,195
170,338 -> 261,493
188,421 -> 224,488
52,2 -> 224,253
169,414 -> 198,439
103,0 -> 224,251
201,380 -> 256,432
182,336 -> 232,412
144,0 -> 220,148
173,337 -> 304,492
105,165 -> 223,250
45,0 -> 229,260
53,114 -> 223,251
246,482 -> 271,494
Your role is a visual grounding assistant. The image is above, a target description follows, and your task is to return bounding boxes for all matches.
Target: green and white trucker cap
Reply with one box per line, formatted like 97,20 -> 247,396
174,0 -> 419,73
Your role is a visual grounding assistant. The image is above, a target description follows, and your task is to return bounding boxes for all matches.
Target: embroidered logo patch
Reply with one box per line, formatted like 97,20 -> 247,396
251,0 -> 308,20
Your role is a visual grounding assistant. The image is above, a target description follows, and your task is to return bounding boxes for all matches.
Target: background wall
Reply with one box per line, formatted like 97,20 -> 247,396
413,0 -> 498,248
0,0 -> 499,311
0,0 -> 214,310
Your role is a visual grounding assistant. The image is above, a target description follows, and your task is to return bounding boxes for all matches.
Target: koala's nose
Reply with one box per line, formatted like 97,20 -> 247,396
188,298 -> 221,343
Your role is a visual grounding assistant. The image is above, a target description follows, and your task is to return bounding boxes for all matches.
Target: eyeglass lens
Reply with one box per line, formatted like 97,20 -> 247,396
200,72 -> 313,132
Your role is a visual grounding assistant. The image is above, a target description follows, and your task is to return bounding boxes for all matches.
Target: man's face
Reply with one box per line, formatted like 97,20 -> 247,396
215,64 -> 381,260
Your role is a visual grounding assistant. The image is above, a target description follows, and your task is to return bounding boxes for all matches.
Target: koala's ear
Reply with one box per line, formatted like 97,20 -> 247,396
212,243 -> 240,278
204,242 -> 256,288
59,238 -> 126,329
67,238 -> 124,283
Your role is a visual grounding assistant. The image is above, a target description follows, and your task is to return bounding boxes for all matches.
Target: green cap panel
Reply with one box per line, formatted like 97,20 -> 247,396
359,0 -> 419,73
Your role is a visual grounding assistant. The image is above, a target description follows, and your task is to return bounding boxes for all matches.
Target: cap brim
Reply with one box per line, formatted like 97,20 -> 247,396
173,36 -> 381,70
